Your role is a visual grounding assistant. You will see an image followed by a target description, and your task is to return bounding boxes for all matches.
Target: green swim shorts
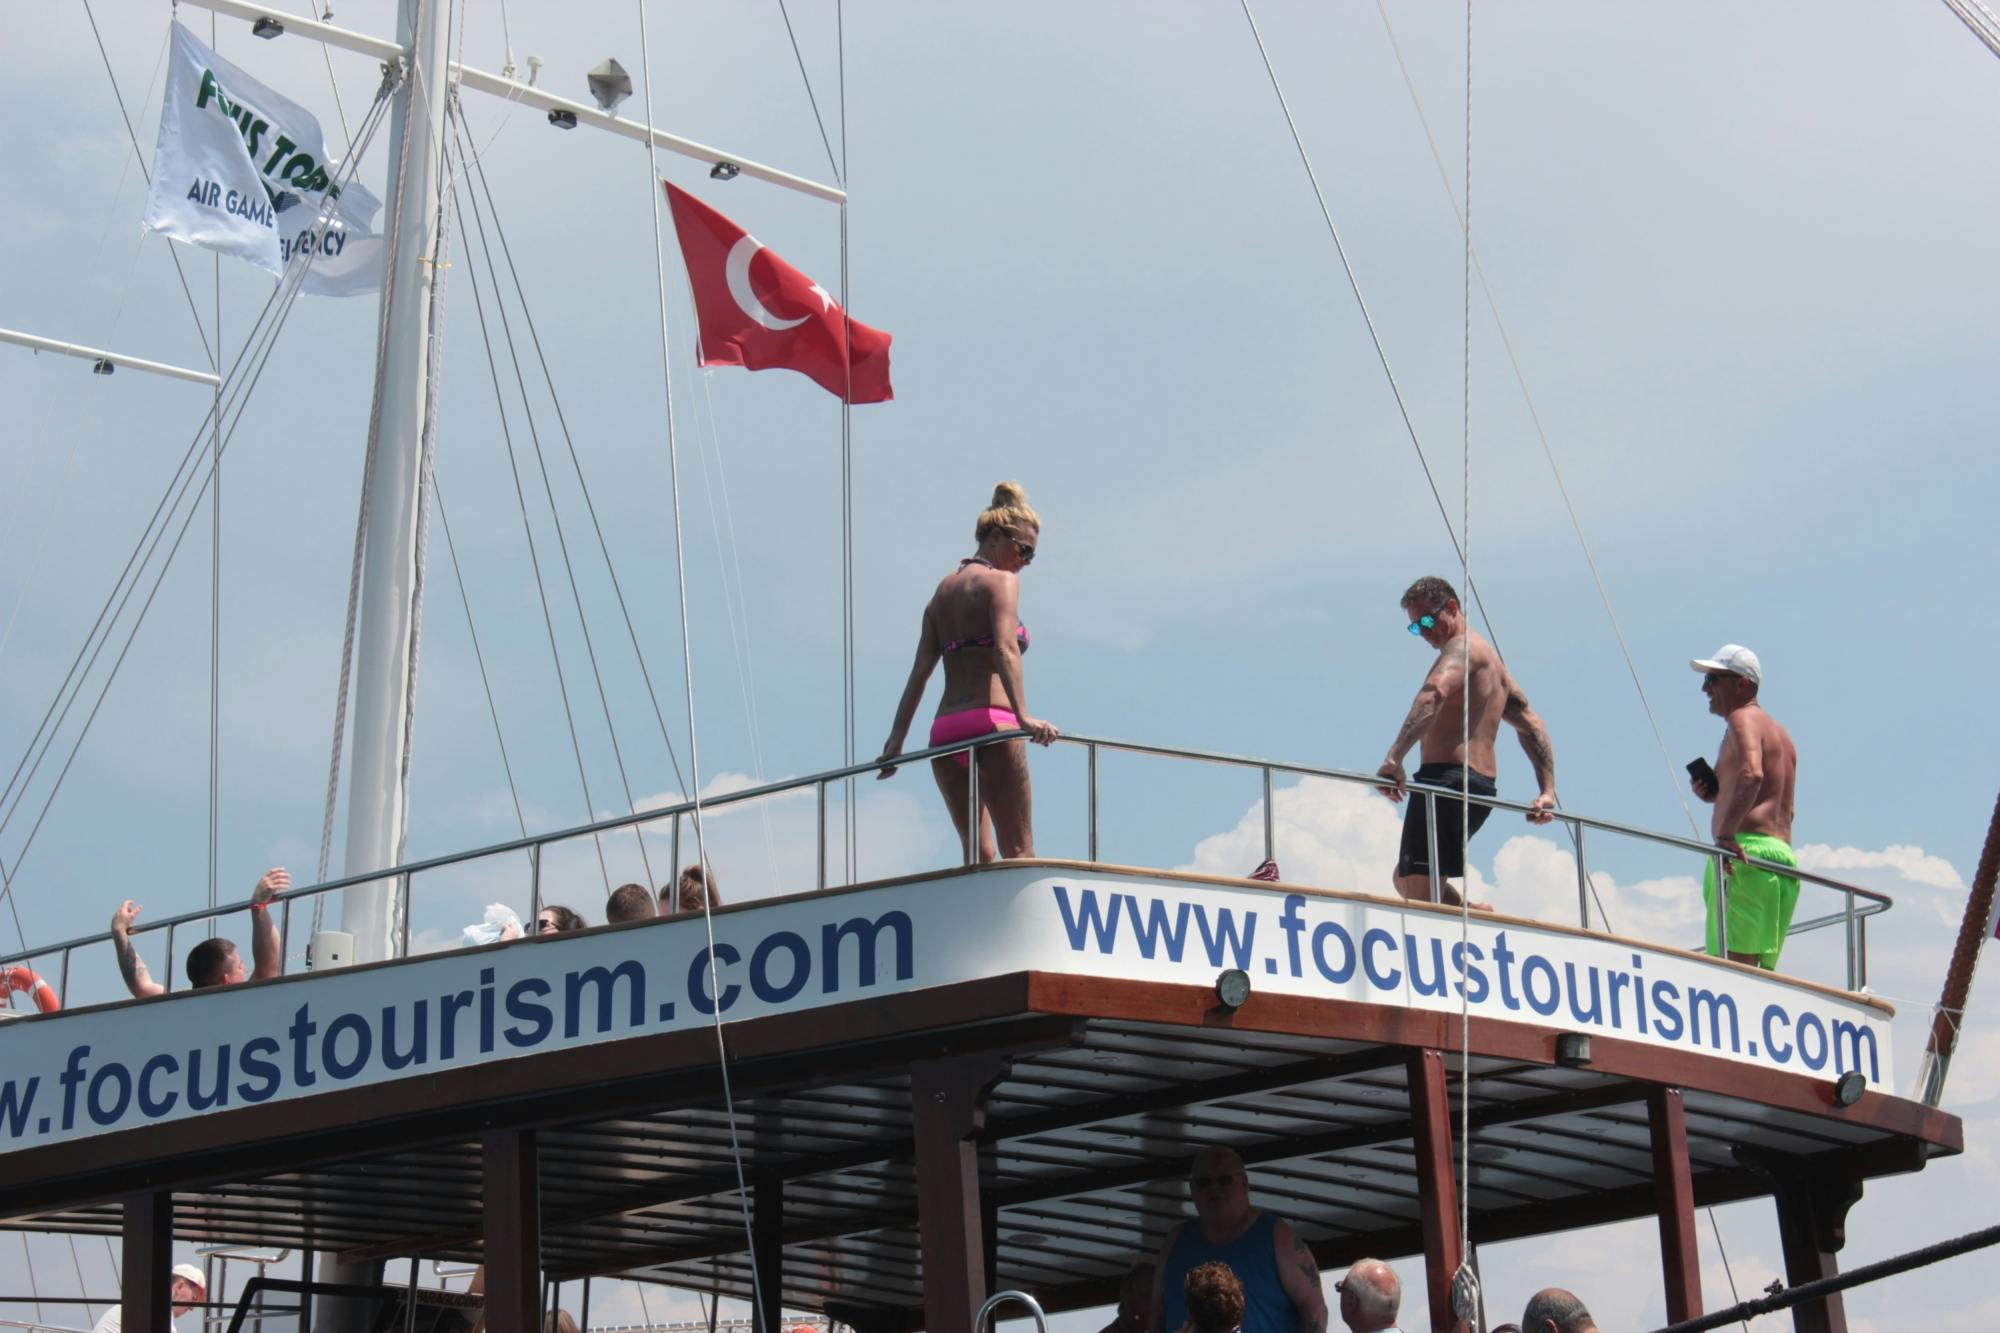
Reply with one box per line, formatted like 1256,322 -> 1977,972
1702,832 -> 1801,969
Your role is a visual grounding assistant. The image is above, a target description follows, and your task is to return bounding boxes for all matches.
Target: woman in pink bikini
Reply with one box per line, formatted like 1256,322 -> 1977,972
877,481 -> 1059,860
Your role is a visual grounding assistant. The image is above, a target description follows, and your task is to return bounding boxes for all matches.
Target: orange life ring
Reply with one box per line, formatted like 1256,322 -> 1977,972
3,965 -> 59,1014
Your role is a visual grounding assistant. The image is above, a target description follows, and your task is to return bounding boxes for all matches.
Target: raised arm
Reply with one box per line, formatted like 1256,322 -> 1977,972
1711,714 -> 1765,848
987,574 -> 1057,744
1273,1219 -> 1330,1333
110,900 -> 165,998
1502,669 -> 1558,823
1377,646 -> 1464,798
877,606 -> 943,777
248,867 -> 287,980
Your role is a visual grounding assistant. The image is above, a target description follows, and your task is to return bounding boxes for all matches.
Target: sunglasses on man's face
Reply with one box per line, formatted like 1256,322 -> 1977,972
1703,672 -> 1734,689
1189,1173 -> 1239,1190
1407,612 -> 1440,637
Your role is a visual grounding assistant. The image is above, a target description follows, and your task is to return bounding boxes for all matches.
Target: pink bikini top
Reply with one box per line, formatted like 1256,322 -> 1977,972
943,557 -> 1030,655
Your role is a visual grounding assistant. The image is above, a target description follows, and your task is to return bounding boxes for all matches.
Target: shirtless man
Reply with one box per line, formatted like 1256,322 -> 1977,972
1688,645 -> 1799,968
1376,577 -> 1557,908
111,867 -> 287,997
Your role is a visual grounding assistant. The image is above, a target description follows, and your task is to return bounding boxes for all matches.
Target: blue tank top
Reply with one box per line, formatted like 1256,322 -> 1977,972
1160,1211 -> 1298,1333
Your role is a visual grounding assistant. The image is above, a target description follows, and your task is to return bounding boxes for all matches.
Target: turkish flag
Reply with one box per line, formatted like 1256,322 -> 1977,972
664,182 -> 892,404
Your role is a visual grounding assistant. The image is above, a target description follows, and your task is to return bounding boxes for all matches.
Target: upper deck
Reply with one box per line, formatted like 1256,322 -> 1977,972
0,735 -> 1959,1331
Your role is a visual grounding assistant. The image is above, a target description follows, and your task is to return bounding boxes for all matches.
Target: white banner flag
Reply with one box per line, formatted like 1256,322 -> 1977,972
142,23 -> 384,297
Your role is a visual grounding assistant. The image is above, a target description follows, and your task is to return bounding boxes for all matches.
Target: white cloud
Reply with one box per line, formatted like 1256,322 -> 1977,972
1797,842 -> 1965,892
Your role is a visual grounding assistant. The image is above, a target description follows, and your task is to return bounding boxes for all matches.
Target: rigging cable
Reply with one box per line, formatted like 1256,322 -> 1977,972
442,117 -> 653,889
453,102 -> 693,806
210,10 -> 224,938
1939,0 -> 2000,60
1370,0 -> 1702,846
775,0 -> 843,183
447,146 -> 614,892
432,478 -> 530,839
78,1 -> 216,371
633,0 -> 766,1315
1455,0 -> 1476,1315
0,78 -> 400,901
838,0 -> 857,883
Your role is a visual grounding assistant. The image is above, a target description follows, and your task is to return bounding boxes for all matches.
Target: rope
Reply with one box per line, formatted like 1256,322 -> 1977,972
447,151 -> 613,892
453,102 -> 691,804
0,76 -> 398,900
1369,0 -> 1702,845
432,478 -> 529,839
1455,0 -> 1475,1300
775,0 -> 843,182
209,11 -> 223,938
79,2 -> 217,370
634,0 -> 764,1317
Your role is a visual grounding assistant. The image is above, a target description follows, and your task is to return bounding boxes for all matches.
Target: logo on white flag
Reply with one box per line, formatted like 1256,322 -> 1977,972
143,23 -> 383,297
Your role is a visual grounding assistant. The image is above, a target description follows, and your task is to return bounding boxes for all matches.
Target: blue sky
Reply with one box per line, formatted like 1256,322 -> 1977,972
2,2 -> 1998,1329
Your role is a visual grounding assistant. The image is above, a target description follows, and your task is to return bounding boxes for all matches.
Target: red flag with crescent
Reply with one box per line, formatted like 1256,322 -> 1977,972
664,182 -> 892,404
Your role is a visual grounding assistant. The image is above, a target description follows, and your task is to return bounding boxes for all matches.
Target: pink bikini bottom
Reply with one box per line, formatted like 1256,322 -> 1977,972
930,707 -> 1019,768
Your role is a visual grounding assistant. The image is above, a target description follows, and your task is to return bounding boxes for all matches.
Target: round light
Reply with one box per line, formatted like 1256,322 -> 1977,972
1216,968 -> 1251,1010
1833,1070 -> 1866,1107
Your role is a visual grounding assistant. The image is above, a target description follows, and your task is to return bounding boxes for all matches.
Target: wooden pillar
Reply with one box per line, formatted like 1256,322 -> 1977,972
1648,1088 -> 1702,1323
911,1053 -> 1009,1333
121,1192 -> 173,1333
483,1129 -> 541,1333
1406,1049 -> 1467,1333
1774,1166 -> 1861,1333
752,1176 -> 784,1333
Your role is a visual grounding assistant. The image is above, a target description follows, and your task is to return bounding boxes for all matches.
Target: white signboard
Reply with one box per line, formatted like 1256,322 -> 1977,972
142,23 -> 383,297
0,869 -> 1891,1151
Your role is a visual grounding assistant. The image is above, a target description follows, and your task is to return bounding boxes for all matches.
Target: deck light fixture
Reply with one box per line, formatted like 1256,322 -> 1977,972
1833,1070 -> 1866,1107
1554,1032 -> 1592,1068
547,109 -> 579,130
1216,968 -> 1251,1011
91,358 -> 113,376
710,160 -> 742,181
252,16 -> 284,39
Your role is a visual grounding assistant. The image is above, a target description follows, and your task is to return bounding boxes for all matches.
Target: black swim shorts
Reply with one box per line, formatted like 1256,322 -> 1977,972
1395,763 -> 1498,881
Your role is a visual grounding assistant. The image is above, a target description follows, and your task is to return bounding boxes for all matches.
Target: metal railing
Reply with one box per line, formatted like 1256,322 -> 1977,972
0,731 -> 1891,1005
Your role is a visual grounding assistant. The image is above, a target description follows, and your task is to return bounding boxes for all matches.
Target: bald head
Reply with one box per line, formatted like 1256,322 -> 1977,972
1338,1258 -> 1401,1332
1522,1288 -> 1597,1333
1186,1146 -> 1252,1234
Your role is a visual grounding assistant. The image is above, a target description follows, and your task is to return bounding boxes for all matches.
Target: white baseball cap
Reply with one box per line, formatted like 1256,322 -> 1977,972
171,1264 -> 206,1292
1691,644 -> 1761,685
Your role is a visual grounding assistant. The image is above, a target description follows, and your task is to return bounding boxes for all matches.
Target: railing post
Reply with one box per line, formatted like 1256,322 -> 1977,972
1086,743 -> 1099,863
965,739 -> 981,867
671,811 -> 682,882
1858,916 -> 1869,989
1573,822 -> 1590,930
1261,767 -> 1275,867
1713,853 -> 1729,958
279,898 -> 292,974
817,780 -> 828,891
398,872 -> 412,959
58,947 -> 71,1010
1844,891 -> 1858,990
529,843 -> 543,921
1424,791 -> 1443,905
166,922 -> 178,991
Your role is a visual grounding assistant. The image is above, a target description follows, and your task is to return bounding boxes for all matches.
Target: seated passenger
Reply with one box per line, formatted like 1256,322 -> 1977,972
1184,1262 -> 1246,1333
532,905 -> 586,934
876,481 -> 1058,861
664,865 -> 720,915
604,882 -> 656,924
1097,1263 -> 1155,1333
111,868 -> 286,998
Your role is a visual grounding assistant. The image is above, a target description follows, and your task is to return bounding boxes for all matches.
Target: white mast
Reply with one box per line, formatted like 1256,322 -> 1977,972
337,0 -> 449,965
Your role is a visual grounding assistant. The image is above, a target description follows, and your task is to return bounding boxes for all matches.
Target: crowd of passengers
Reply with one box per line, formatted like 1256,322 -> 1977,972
33,478 -> 1799,1008
102,864 -> 719,999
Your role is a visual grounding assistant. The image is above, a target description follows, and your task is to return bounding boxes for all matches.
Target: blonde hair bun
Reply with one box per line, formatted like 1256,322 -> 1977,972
976,480 -> 1041,541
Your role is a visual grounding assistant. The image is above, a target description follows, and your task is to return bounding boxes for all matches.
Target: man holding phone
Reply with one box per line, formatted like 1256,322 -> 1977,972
1688,645 -> 1799,969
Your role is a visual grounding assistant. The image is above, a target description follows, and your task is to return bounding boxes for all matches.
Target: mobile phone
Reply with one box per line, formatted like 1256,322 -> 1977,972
1686,758 -> 1717,788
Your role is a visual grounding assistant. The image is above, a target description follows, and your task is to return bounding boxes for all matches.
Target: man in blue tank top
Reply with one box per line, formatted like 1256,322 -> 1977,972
1149,1147 -> 1329,1333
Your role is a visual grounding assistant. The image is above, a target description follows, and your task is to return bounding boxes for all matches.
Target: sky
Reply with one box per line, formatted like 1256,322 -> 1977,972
2,0 -> 1998,1329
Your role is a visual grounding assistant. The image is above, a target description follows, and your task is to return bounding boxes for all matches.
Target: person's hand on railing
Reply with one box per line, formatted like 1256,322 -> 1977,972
875,737 -> 904,779
1526,792 -> 1557,825
1020,715 -> 1060,745
1375,759 -> 1408,803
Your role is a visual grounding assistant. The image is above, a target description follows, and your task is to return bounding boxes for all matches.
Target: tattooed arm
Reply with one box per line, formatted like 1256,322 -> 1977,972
110,900 -> 165,998
1273,1219 -> 1328,1333
1501,668 -> 1558,823
1378,645 -> 1465,800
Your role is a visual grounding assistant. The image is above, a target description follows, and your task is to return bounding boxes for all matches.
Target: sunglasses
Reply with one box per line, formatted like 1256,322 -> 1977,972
1702,672 -> 1734,688
1011,536 -> 1035,565
1189,1173 -> 1239,1190
1407,612 -> 1440,637
535,918 -> 560,933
